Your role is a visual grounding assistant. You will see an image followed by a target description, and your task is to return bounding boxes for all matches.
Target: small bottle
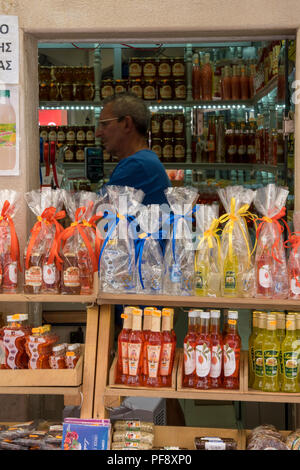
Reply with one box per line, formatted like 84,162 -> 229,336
141,307 -> 154,385
223,310 -> 241,389
223,66 -> 232,100
49,344 -> 67,369
252,312 -> 267,390
281,314 -> 299,393
65,343 -> 81,369
127,308 -> 144,386
0,89 -> 16,171
209,310 -> 223,388
146,310 -> 162,387
183,310 -> 198,388
24,250 -> 43,294
256,244 -> 274,298
61,251 -> 81,295
25,326 -> 43,369
262,314 -> 280,392
159,309 -> 176,387
248,311 -> 261,388
195,311 -> 211,389
240,65 -> 249,100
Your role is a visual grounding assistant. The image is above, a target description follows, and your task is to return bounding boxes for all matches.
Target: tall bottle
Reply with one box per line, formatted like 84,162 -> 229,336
183,310 -> 198,388
223,66 -> 232,100
202,53 -> 213,101
288,248 -> 300,299
225,121 -> 237,163
127,308 -> 144,386
262,313 -> 280,392
159,309 -> 176,387
275,311 -> 286,388
192,53 -> 201,100
195,311 -> 211,389
195,245 -> 209,296
0,89 -> 16,171
296,313 -> 300,342
252,312 -> 267,390
247,118 -> 256,164
142,307 -> 154,384
237,121 -> 247,163
209,310 -> 223,388
24,249 -> 43,294
146,310 -> 162,387
248,311 -> 260,388
116,306 -> 134,384
223,310 -> 241,389
281,314 -> 299,393
256,242 -> 274,298
61,251 -> 81,295
231,65 -> 241,100
240,65 -> 249,100
216,116 -> 226,163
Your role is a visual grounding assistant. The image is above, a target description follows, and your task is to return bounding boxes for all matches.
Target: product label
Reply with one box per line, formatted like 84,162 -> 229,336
125,431 -> 141,442
121,341 -> 129,374
184,341 -> 195,375
224,270 -> 236,290
151,121 -> 160,134
160,85 -> 172,99
291,277 -> 300,295
223,344 -> 236,377
163,144 -> 173,159
169,263 -> 182,283
125,421 -> 141,430
3,329 -> 25,369
64,149 -> 74,161
63,267 -> 80,287
259,265 -> 272,288
101,85 -> 114,98
162,119 -> 173,133
144,63 -> 156,77
172,63 -> 185,77
283,351 -> 299,379
129,63 -> 142,77
210,344 -> 222,378
263,349 -> 279,377
174,144 -> 185,160
147,344 -> 161,378
144,85 -> 156,100
228,144 -> 237,155
204,440 -> 226,450
159,343 -> 172,376
43,263 -> 56,285
195,343 -> 211,377
130,85 -> 143,98
174,119 -> 184,134
247,145 -> 255,155
76,148 -> 85,161
254,349 -> 264,376
0,338 -> 5,365
159,63 -> 171,77
0,123 -> 16,147
152,144 -> 162,158
25,266 -> 42,287
195,269 -> 206,291
27,337 -> 46,369
128,343 -> 142,376
238,145 -> 246,155
174,84 -> 186,99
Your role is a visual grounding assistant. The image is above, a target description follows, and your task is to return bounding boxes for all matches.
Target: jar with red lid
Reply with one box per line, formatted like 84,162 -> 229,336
129,79 -> 143,99
161,113 -> 174,137
129,58 -> 143,79
60,83 -> 73,101
174,138 -> 186,162
115,79 -> 127,94
101,79 -> 114,99
162,138 -> 174,162
143,58 -> 157,78
158,58 -> 172,78
75,144 -> 85,162
174,113 -> 185,138
143,79 -> 157,100
39,83 -> 50,101
174,79 -> 186,100
151,113 -> 162,138
159,80 -> 173,100
172,57 -> 185,78
64,145 -> 75,162
83,83 -> 94,101
151,138 -> 162,160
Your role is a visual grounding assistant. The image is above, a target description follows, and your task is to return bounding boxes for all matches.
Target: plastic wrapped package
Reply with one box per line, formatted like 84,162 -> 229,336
24,188 -> 65,294
285,212 -> 300,299
0,190 -> 22,293
163,187 -> 198,296
247,424 -> 289,450
217,185 -> 256,297
134,204 -> 164,295
285,429 -> 300,450
254,184 -> 289,299
57,190 -> 102,295
98,185 -> 144,294
194,204 -> 221,297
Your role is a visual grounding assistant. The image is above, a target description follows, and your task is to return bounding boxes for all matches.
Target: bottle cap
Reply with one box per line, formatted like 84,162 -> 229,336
7,314 -> 28,322
124,306 -> 136,315
53,344 -> 65,353
152,310 -> 161,317
32,327 -> 41,334
188,310 -> 198,318
0,90 -> 10,98
68,343 -> 80,351
162,308 -> 174,316
144,307 -> 155,316
132,308 -> 143,316
200,311 -> 210,319
210,310 -> 220,318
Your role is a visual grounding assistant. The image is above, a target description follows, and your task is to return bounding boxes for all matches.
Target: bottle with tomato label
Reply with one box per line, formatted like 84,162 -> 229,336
42,256 -> 60,294
209,310 -> 223,388
159,308 -> 176,387
222,310 -> 241,389
2,314 -> 31,369
141,307 -> 154,385
183,310 -> 198,388
116,306 -> 134,384
127,308 -> 144,386
145,310 -> 162,387
195,311 -> 211,389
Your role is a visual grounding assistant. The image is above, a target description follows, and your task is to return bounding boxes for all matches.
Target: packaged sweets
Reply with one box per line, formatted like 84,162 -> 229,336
25,325 -> 58,369
98,185 -> 144,294
113,430 -> 154,446
194,436 -> 237,450
254,183 -> 289,299
247,424 -> 289,450
0,190 -> 22,293
134,204 -> 164,295
24,188 -> 65,294
113,420 -> 154,433
163,187 -> 198,296
286,212 -> 300,299
57,190 -> 102,295
217,185 -> 256,297
194,204 -> 221,297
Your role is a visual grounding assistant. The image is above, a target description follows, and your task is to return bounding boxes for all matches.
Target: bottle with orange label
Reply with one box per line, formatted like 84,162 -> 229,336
65,343 -> 81,369
163,307 -> 177,371
145,310 -> 162,387
49,344 -> 67,369
2,314 -> 31,369
209,310 -> 223,388
183,310 -> 198,388
159,308 -> 176,387
116,306 -> 134,384
127,308 -> 144,386
222,310 -> 241,389
25,326 -> 44,369
195,311 -> 212,389
141,307 -> 154,385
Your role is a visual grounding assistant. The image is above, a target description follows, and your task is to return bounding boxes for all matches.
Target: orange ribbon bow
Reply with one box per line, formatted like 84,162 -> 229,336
0,200 -> 21,272
256,206 -> 291,264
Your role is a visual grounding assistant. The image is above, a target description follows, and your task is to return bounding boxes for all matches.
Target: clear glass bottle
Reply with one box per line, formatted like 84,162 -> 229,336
127,308 -> 144,386
183,310 -> 198,388
145,310 -> 162,387
223,310 -> 241,389
195,311 -> 211,389
248,311 -> 261,388
209,310 -> 223,388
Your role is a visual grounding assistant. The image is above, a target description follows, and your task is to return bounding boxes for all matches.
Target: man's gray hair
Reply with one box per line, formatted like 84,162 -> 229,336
102,92 -> 150,136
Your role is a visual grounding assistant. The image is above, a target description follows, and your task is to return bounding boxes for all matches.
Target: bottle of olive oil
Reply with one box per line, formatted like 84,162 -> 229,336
248,311 -> 261,388
195,248 -> 209,296
281,314 -> 299,393
275,312 -> 286,388
262,313 -> 280,392
252,312 -> 266,390
223,250 -> 239,297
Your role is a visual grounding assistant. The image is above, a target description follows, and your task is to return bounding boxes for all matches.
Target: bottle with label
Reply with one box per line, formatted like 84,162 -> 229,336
61,251 -> 81,295
49,344 -> 67,369
248,311 -> 260,388
127,308 -> 144,386
0,90 -> 16,171
252,312 -> 267,390
281,314 -> 299,393
141,307 -> 154,385
195,246 -> 209,297
240,65 -> 249,100
42,253 -> 60,294
209,310 -> 223,388
215,116 -> 225,163
2,314 -> 30,369
78,243 -> 94,295
25,326 -> 46,369
262,313 -> 280,392
256,242 -> 274,298
275,311 -> 286,388
247,119 -> 256,164
195,311 -> 211,389
39,324 -> 58,368
24,250 -> 43,294
146,310 -> 162,387
223,66 -> 232,100
222,249 -> 239,297
65,343 -> 81,369
159,309 -> 176,387
223,310 -> 241,389
163,307 -> 177,370
1,246 -> 18,293
237,122 -> 247,163
225,121 -> 237,163
183,310 -> 198,388
296,313 -> 300,342
288,248 -> 300,299
116,307 -> 134,384
202,53 -> 213,101
231,65 -> 241,100
192,53 -> 201,100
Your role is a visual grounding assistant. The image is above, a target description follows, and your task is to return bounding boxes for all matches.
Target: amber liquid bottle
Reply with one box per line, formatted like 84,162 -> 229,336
192,53 -> 201,100
24,251 -> 43,294
240,65 -> 249,100
142,307 -> 154,384
223,310 -> 241,389
127,308 -> 144,386
2,314 -> 30,369
223,66 -> 232,100
183,310 -> 198,388
61,251 -> 81,295
209,310 -> 223,388
78,244 -> 94,295
116,307 -> 133,384
146,310 -> 162,387
160,309 -> 176,387
195,311 -> 212,389
202,53 -> 213,101
231,65 -> 241,100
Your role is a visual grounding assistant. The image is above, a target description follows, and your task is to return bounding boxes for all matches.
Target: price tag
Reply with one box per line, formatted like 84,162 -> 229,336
0,16 -> 19,84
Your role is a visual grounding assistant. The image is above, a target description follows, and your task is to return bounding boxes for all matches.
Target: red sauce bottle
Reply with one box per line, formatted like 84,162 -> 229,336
231,65 -> 241,101
209,310 -> 223,388
145,310 -> 162,387
2,314 -> 30,369
183,310 -> 198,388
116,307 -> 134,384
195,311 -> 211,389
142,307 -> 154,385
223,310 -> 241,389
159,309 -> 176,387
192,53 -> 201,100
127,308 -> 144,386
201,53 -> 213,101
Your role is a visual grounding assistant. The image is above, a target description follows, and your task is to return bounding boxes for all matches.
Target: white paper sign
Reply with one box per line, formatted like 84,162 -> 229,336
0,15 -> 19,84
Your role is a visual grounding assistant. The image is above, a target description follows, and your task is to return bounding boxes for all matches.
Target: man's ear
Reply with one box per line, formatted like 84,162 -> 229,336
123,115 -> 134,132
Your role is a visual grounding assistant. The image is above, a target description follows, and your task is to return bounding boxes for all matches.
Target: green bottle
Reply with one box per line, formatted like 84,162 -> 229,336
262,313 -> 280,392
252,312 -> 266,390
248,311 -> 260,388
281,314 -> 299,393
275,312 -> 286,388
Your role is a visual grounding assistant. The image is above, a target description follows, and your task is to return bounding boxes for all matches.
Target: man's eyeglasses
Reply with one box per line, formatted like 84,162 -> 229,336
97,116 -> 124,129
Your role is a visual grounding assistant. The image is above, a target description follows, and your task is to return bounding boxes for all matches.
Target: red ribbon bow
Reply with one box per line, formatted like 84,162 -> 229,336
0,200 -> 21,272
255,206 -> 290,264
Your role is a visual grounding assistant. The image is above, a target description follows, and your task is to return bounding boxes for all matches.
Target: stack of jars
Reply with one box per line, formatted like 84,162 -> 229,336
39,65 -> 94,101
150,112 -> 186,163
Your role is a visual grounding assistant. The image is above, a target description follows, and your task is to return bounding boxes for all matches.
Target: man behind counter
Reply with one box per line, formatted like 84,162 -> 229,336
95,92 -> 171,205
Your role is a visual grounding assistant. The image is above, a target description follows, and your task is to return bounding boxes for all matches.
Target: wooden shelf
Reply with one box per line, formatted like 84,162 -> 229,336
0,293 -> 96,303
0,386 -> 82,396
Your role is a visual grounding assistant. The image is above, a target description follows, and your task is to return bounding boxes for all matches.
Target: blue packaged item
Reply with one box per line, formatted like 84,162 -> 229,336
62,422 -> 111,450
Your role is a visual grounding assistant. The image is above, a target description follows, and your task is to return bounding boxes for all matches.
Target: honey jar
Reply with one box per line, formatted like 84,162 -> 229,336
143,79 -> 156,100
172,57 -> 185,78
162,138 -> 174,162
174,79 -> 186,100
174,113 -> 185,138
151,113 -> 162,138
158,58 -> 172,78
73,83 -> 84,101
174,138 -> 186,162
76,126 -> 86,144
101,79 -> 114,99
85,127 -> 95,143
128,79 -> 143,99
129,57 -> 143,78
75,144 -> 85,162
66,127 -> 76,143
64,145 -> 75,162
159,79 -> 173,100
161,113 -> 174,137
151,138 -> 162,160
39,83 -> 50,101
143,58 -> 157,78
115,79 -> 127,94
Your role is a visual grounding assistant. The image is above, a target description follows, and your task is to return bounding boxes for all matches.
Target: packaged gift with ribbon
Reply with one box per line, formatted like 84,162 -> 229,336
98,185 -> 144,294
163,186 -> 198,296
254,183 -> 289,299
194,204 -> 221,297
286,212 -> 300,299
24,188 -> 65,294
0,190 -> 22,293
133,204 -> 164,295
56,190 -> 102,295
217,185 -> 257,298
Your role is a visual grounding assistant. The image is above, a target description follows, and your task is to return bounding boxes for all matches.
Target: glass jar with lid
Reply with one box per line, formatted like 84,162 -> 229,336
162,138 -> 174,162
158,58 -> 172,78
143,57 -> 157,78
174,79 -> 186,100
159,79 -> 173,100
143,79 -> 157,100
172,57 -> 185,78
101,79 -> 114,99
161,113 -> 174,138
129,57 -> 143,79
128,79 -> 143,99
